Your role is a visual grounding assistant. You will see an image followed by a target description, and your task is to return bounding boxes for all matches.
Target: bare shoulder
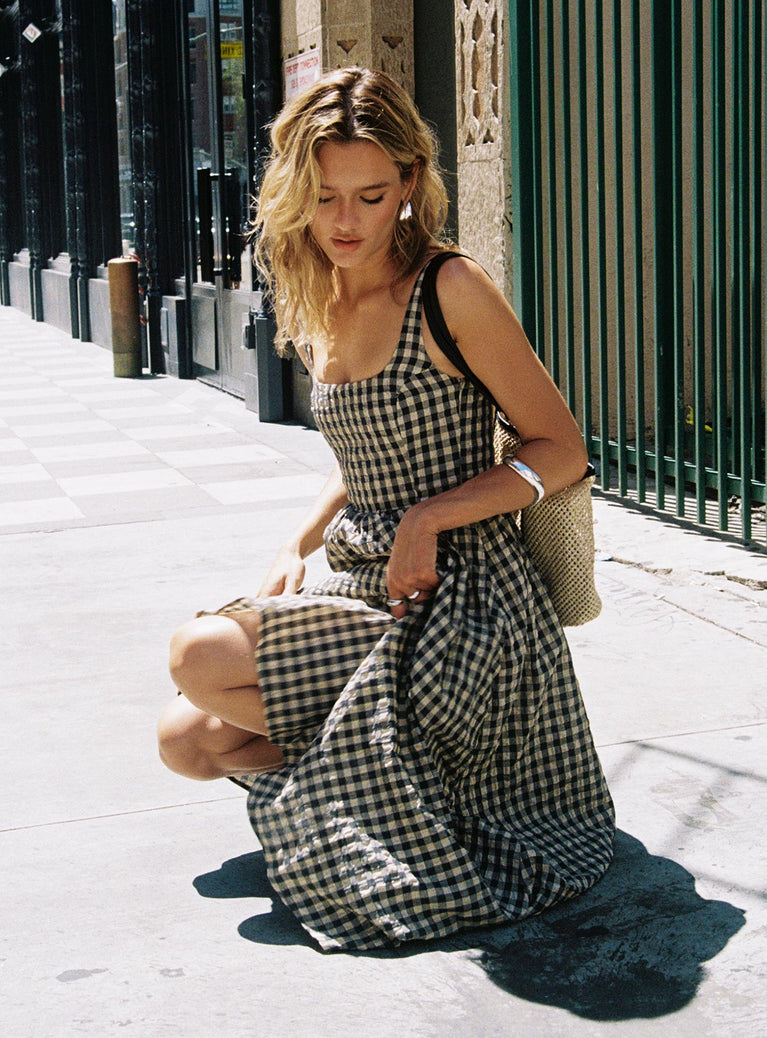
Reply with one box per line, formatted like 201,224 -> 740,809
433,251 -> 485,282
433,253 -> 515,342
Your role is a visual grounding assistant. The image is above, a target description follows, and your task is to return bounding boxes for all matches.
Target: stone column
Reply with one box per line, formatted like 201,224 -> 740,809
454,0 -> 511,295
282,0 -> 413,93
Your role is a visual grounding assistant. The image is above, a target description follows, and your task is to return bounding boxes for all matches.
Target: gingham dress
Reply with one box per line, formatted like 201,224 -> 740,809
217,262 -> 615,951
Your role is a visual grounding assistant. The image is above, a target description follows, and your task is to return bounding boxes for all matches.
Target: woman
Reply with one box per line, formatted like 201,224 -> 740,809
157,67 -> 614,951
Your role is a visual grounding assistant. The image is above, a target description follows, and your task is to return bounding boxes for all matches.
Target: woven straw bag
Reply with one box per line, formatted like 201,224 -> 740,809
425,253 -> 601,627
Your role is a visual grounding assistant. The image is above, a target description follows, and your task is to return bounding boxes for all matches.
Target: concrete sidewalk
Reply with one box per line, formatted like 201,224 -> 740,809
1,305 -> 765,1037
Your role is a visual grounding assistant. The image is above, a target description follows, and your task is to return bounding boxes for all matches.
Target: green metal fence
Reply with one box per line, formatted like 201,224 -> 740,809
507,0 -> 766,547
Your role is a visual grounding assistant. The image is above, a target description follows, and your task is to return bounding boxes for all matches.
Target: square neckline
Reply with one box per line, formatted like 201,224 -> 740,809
308,267 -> 427,389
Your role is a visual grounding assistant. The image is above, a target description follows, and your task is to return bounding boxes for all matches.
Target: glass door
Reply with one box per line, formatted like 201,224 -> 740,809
187,0 -> 252,395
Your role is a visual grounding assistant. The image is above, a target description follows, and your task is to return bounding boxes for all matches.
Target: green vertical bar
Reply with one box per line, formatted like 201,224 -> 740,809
671,0 -> 685,517
560,0 -> 577,416
613,0 -> 628,495
759,0 -> 767,544
508,0 -> 535,331
732,0 -> 744,529
692,0 -> 707,524
631,0 -> 647,502
508,0 -> 543,355
712,0 -> 728,529
652,0 -> 667,511
577,0 -> 594,460
754,0 -> 766,541
764,0 -> 767,539
737,0 -> 753,540
530,1 -> 545,360
746,0 -> 757,542
595,1 -> 611,489
545,0 -> 559,384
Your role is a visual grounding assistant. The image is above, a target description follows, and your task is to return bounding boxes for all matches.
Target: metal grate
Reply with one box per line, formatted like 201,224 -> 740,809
508,0 -> 766,547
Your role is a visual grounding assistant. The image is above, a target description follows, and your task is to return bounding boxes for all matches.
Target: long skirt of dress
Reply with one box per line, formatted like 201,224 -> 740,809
212,521 -> 614,951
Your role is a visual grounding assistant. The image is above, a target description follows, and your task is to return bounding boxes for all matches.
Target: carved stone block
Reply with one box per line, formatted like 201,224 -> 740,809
282,0 -> 413,92
457,0 -> 501,150
455,0 -> 510,290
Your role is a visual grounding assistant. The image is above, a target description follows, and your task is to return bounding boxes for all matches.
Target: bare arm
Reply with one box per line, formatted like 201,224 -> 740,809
387,256 -> 588,615
259,463 -> 348,595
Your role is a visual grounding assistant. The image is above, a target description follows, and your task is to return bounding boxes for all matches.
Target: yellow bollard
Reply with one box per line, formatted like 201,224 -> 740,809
108,258 -> 142,378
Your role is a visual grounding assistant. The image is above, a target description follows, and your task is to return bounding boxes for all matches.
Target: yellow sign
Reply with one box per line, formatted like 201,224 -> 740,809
221,42 -> 243,60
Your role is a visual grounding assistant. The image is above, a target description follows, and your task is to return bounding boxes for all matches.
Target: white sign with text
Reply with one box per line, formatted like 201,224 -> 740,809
284,51 -> 322,102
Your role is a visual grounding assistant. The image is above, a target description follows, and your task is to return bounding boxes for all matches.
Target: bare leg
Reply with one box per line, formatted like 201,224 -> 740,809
158,611 -> 284,780
169,612 -> 270,732
157,694 -> 283,780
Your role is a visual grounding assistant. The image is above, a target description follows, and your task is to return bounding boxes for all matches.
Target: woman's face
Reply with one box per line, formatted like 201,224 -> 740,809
310,140 -> 414,273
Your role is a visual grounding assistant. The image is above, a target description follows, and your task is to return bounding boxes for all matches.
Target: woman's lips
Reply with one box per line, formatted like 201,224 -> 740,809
331,237 -> 362,252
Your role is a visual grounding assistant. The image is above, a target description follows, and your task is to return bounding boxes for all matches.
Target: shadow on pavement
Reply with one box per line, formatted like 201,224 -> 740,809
194,829 -> 745,1015
194,851 -> 313,947
474,830 -> 745,1020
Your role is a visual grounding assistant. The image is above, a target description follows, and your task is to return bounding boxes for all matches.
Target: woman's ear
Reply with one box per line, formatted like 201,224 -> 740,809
401,160 -> 420,206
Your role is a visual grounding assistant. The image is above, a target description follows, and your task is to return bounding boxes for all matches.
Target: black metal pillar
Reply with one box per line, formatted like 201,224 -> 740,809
18,0 -> 64,320
174,0 -> 196,379
126,0 -> 187,374
0,0 -> 23,306
242,0 -> 287,418
414,0 -> 458,238
243,0 -> 281,290
61,0 -> 121,341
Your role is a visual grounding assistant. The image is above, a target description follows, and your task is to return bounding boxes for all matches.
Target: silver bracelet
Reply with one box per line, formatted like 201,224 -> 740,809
502,456 -> 545,504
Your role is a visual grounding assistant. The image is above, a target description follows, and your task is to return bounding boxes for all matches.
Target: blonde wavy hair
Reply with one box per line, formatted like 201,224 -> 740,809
253,67 -> 450,354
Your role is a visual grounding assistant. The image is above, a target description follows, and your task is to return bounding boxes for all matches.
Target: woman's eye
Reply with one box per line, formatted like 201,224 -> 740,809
317,194 -> 384,206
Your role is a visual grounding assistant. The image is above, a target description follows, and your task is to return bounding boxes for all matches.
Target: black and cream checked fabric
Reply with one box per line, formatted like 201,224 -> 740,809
231,263 -> 614,950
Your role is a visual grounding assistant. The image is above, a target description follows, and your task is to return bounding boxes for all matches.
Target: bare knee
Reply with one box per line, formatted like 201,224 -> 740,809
157,699 -> 222,781
169,617 -> 215,693
168,614 -> 259,700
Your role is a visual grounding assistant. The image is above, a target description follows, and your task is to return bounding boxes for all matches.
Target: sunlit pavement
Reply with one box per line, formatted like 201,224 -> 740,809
2,304 -> 765,1037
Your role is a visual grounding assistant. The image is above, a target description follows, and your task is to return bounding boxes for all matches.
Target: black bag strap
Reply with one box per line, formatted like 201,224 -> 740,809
421,251 -> 499,409
422,252 -> 592,478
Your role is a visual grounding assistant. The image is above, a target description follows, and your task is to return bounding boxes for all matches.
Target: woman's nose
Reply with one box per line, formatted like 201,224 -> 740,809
334,199 -> 357,229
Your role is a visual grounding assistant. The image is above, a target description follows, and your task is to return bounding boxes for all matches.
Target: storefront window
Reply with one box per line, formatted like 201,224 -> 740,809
220,3 -> 248,288
188,0 -> 250,287
189,1 -> 211,282
112,0 -> 133,254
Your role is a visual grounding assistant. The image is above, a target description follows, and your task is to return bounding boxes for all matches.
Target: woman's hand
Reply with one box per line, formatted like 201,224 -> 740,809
257,463 -> 347,598
258,544 -> 306,597
386,505 -> 441,618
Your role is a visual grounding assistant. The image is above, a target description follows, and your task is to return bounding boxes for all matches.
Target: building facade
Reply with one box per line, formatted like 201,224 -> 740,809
0,0 -> 475,424
2,1 -> 764,543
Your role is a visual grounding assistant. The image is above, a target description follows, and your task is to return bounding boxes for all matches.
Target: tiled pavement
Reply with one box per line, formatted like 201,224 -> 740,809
3,304 -> 766,1037
0,307 -> 332,535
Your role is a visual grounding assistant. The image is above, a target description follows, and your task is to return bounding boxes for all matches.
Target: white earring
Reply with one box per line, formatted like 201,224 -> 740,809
399,200 -> 412,221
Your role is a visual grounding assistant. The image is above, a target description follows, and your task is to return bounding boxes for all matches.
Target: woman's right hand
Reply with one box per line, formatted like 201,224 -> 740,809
258,545 -> 306,597
256,463 -> 347,598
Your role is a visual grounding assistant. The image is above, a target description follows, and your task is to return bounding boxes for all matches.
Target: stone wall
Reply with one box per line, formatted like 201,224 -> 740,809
279,1 -> 510,292
282,1 -> 413,93
454,0 -> 511,294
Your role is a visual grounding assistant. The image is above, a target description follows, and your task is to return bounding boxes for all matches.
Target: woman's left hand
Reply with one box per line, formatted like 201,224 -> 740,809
386,505 -> 441,617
